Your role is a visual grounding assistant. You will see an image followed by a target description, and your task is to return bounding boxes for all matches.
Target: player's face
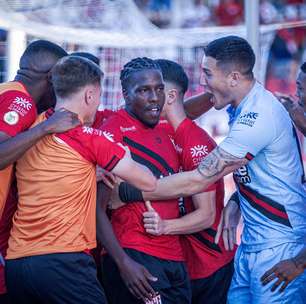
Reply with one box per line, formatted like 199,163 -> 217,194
296,70 -> 306,110
200,56 -> 233,110
84,82 -> 102,126
125,69 -> 165,127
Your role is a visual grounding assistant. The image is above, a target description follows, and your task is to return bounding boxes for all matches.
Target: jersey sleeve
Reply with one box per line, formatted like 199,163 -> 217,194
219,109 -> 275,160
175,118 -> 217,192
92,109 -> 115,129
0,91 -> 37,137
99,115 -> 123,143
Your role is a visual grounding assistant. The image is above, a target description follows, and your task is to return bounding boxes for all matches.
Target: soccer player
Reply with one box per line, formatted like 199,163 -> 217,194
5,56 -> 156,304
100,57 -> 191,304
274,61 -> 306,136
142,59 -> 236,304
0,40 -> 79,302
130,36 -> 305,303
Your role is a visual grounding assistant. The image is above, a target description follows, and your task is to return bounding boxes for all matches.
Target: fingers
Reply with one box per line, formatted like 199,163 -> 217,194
261,267 -> 275,284
271,277 -> 284,292
100,174 -> 115,189
279,280 -> 290,293
145,200 -> 154,211
228,227 -> 236,251
222,228 -> 229,251
214,210 -> 224,244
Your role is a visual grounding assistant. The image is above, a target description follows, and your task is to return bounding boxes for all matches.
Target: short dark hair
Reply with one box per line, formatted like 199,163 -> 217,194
51,56 -> 103,98
301,62 -> 306,74
20,40 -> 68,72
155,59 -> 188,94
70,52 -> 100,65
120,57 -> 161,91
204,36 -> 255,78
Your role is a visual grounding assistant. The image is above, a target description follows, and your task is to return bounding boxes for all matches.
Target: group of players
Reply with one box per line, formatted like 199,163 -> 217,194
0,35 -> 305,304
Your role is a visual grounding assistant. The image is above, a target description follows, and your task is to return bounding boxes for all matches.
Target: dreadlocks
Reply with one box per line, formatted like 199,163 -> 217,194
120,57 -> 161,91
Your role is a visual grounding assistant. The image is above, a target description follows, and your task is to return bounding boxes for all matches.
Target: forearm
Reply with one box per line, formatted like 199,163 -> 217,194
293,247 -> 306,269
184,92 -> 213,120
0,124 -> 48,169
163,209 -> 214,235
96,183 -> 129,267
143,170 -> 207,201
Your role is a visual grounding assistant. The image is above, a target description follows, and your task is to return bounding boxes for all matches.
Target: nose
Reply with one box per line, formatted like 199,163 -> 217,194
149,89 -> 159,103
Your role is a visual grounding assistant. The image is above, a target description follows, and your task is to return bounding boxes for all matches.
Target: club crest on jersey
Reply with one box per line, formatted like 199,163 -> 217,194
145,293 -> 162,304
13,97 -> 32,110
3,111 -> 19,125
237,112 -> 258,127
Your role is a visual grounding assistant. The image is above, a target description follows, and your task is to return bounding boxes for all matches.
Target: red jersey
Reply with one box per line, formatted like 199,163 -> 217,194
92,109 -> 115,129
100,109 -> 184,261
7,109 -> 125,259
174,118 -> 235,279
0,81 -> 37,294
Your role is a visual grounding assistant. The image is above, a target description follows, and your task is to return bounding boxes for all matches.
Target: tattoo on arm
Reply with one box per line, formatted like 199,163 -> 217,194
197,147 -> 247,178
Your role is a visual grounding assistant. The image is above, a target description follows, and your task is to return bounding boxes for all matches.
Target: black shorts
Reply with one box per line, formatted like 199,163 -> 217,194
191,261 -> 234,304
101,248 -> 191,304
6,252 -> 107,304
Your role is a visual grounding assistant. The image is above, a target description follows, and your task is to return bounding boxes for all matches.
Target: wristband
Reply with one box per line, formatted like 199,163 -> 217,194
118,182 -> 144,203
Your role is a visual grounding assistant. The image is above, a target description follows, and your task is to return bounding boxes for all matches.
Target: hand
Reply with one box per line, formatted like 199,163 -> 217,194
43,108 -> 81,134
275,92 -> 297,112
261,258 -> 304,292
109,183 -> 126,210
96,166 -> 117,188
143,201 -> 165,236
215,199 -> 241,250
118,256 -> 157,301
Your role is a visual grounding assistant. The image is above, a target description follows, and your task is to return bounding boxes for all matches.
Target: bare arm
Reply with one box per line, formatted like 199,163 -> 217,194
0,109 -> 80,170
143,146 -> 247,201
144,191 -> 216,235
184,92 -> 213,120
112,148 -> 156,192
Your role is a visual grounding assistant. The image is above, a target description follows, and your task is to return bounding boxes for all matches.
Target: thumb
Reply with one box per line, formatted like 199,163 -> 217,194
145,200 -> 154,212
143,267 -> 158,282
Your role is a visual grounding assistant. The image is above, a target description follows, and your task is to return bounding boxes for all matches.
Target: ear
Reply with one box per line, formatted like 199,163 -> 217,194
229,71 -> 240,87
166,88 -> 178,105
84,88 -> 93,105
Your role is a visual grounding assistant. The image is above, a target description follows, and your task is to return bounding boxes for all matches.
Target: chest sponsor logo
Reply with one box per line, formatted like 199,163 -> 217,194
145,294 -> 162,304
120,126 -> 136,132
8,97 -> 32,116
234,165 -> 251,184
3,111 -> 19,125
237,111 -> 258,127
102,131 -> 114,142
82,126 -> 94,134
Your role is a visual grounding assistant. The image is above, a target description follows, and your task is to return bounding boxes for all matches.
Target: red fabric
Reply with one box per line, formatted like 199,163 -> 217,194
174,118 -> 235,279
92,109 -> 115,129
100,109 -> 184,261
0,90 -> 37,137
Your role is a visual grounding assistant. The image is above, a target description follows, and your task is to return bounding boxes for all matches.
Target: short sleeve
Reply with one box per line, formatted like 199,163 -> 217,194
219,110 -> 275,160
175,118 -> 217,192
0,91 -> 37,137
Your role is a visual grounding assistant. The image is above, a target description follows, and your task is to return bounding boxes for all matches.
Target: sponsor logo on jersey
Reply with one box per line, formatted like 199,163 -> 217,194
190,145 -> 208,157
234,165 -> 251,184
13,97 -> 32,110
145,293 -> 162,304
102,131 -> 114,142
3,111 -> 19,125
120,126 -> 136,132
237,111 -> 259,127
82,126 -> 94,134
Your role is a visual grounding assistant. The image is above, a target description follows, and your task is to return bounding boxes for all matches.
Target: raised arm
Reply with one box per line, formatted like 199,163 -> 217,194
184,92 -> 213,120
143,146 -> 247,201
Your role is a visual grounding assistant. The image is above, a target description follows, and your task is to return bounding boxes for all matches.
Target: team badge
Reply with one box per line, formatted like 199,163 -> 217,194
3,111 -> 19,125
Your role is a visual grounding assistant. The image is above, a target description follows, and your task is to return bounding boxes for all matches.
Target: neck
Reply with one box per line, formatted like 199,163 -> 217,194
165,100 -> 187,131
55,98 -> 82,121
231,78 -> 256,108
14,71 -> 44,104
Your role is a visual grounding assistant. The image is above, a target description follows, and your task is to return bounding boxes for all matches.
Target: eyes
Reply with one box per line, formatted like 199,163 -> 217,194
137,86 -> 164,94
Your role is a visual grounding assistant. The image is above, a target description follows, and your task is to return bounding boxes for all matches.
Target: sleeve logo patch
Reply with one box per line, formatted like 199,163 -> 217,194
3,111 -> 19,125
237,112 -> 259,127
13,97 -> 32,110
190,145 -> 208,157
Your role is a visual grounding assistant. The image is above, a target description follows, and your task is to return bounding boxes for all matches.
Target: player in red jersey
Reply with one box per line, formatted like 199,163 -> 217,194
99,57 -> 191,304
0,40 -> 80,303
